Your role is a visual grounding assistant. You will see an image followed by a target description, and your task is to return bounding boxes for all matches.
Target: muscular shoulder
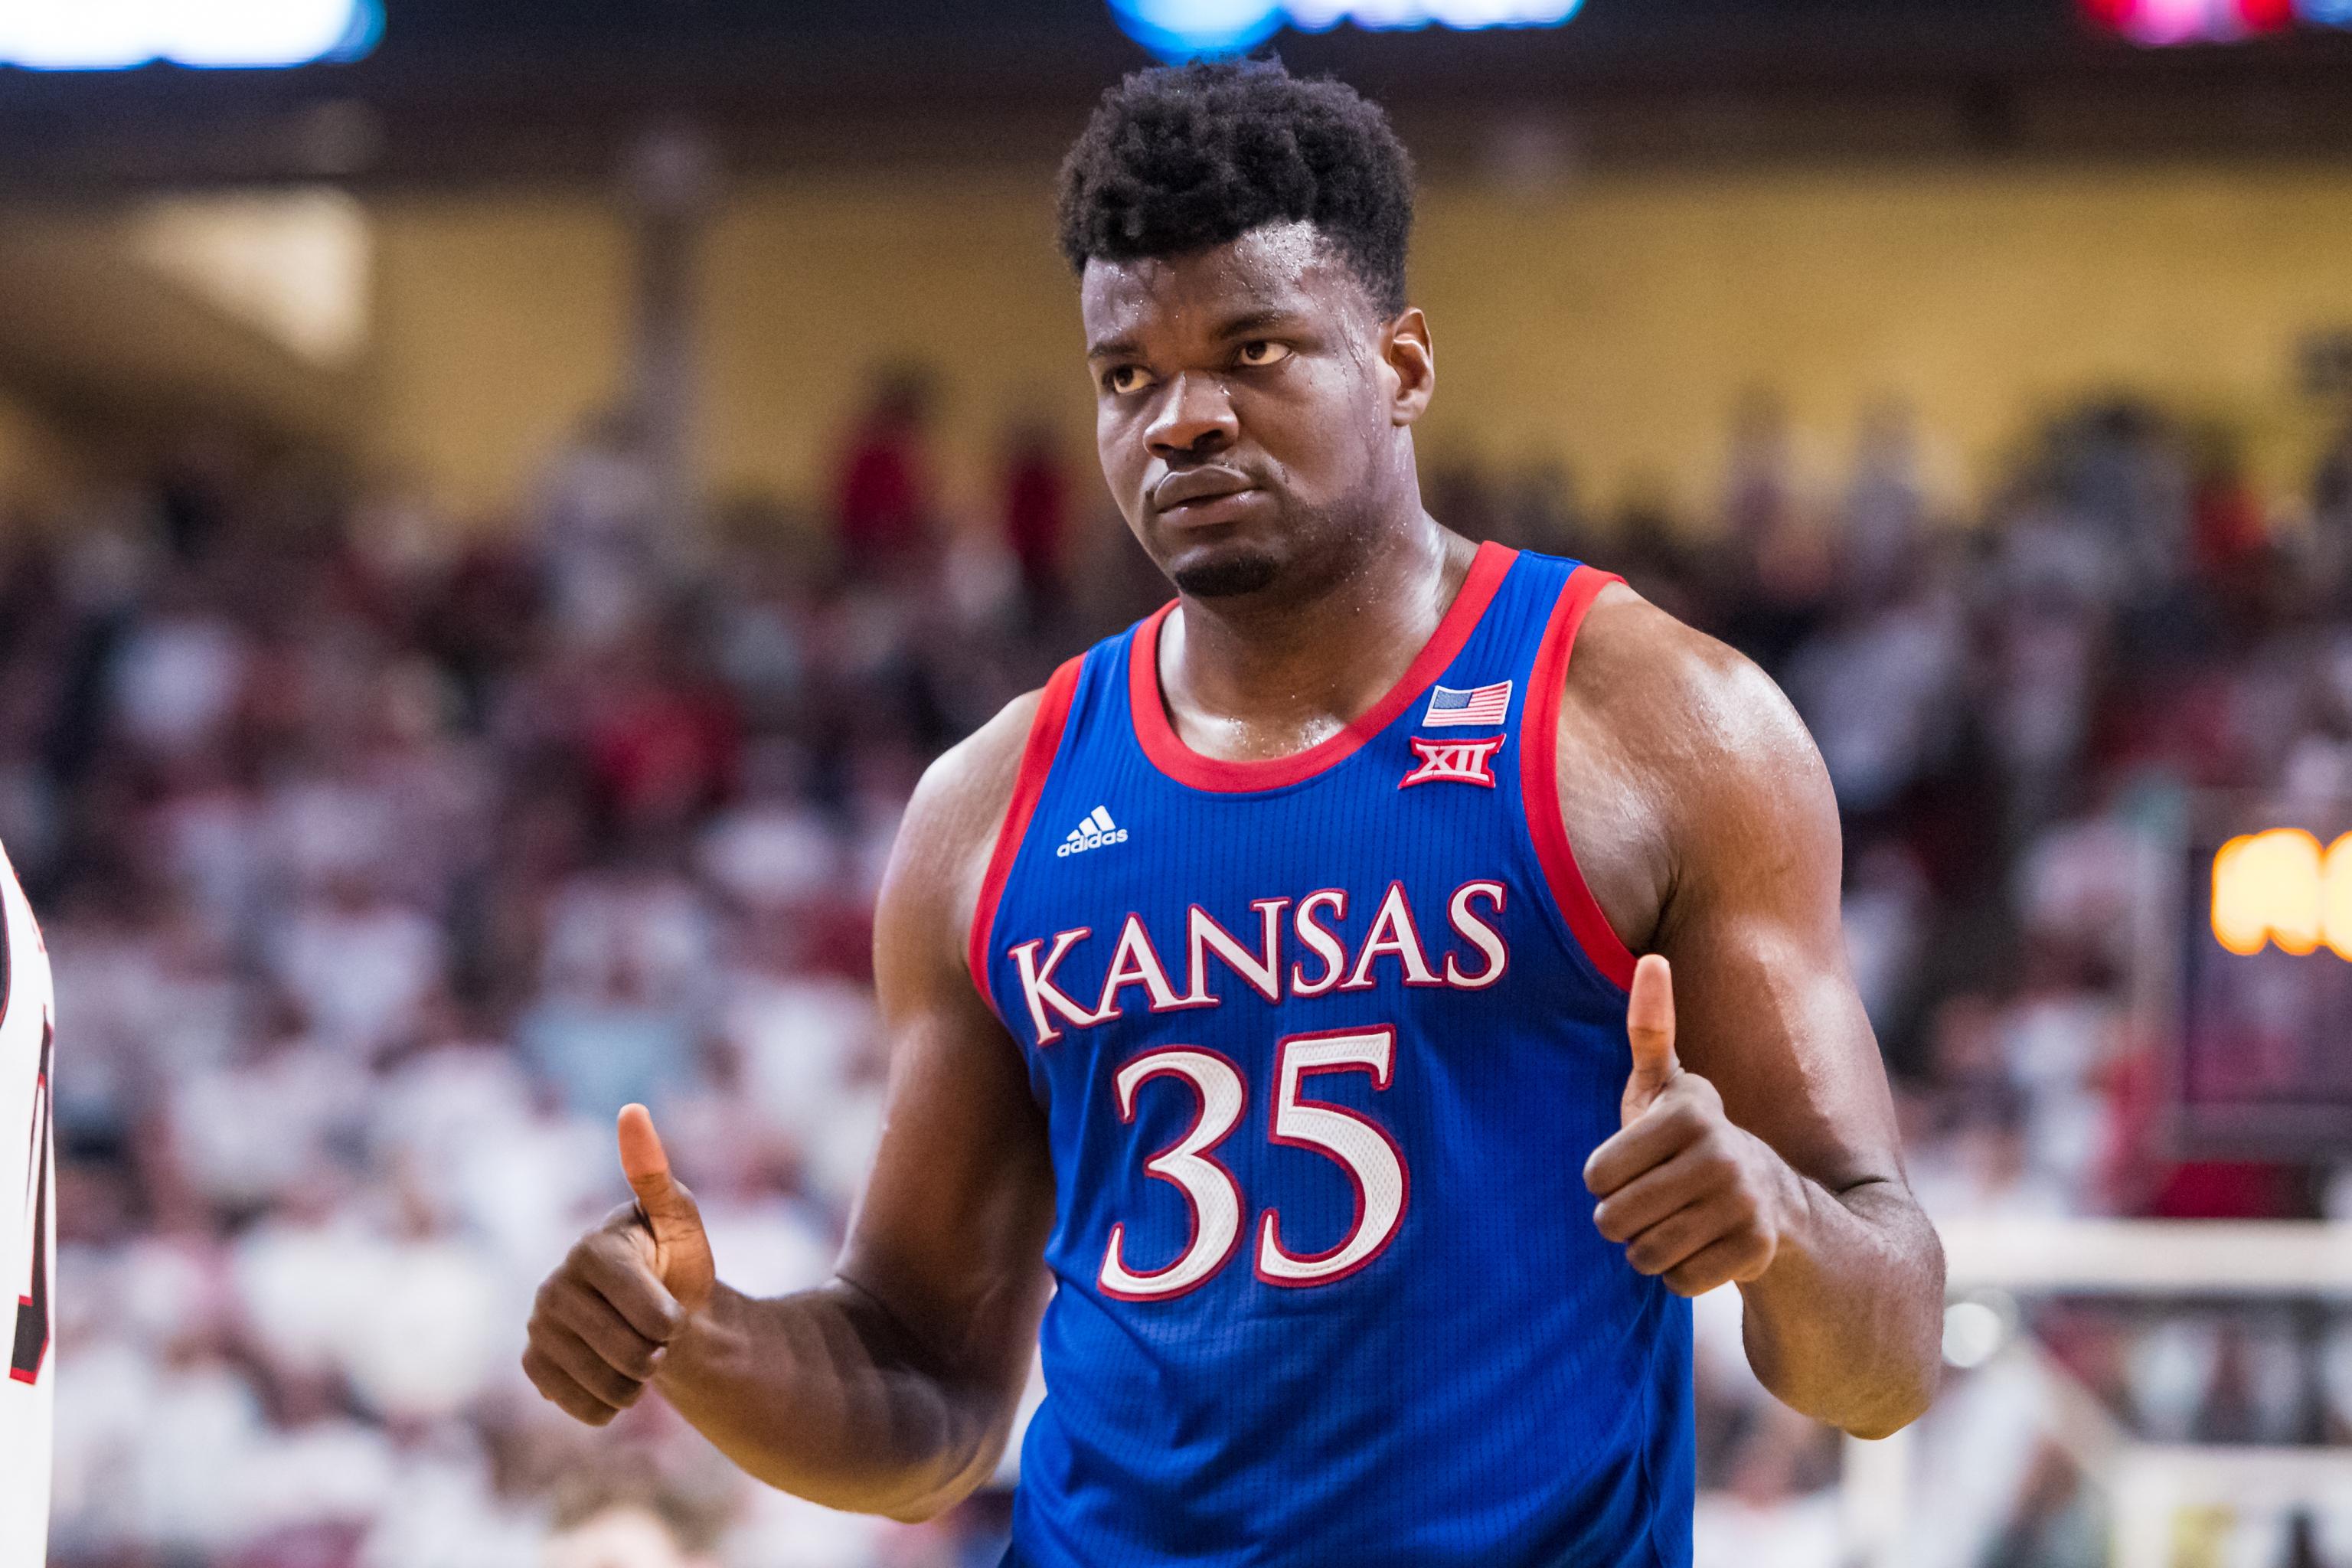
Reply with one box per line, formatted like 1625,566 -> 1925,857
1554,583 -> 1842,951
906,689 -> 1047,874
1570,586 -> 1820,780
875,688 -> 1048,990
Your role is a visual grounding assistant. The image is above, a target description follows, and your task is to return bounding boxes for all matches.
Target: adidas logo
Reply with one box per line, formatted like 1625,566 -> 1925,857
1056,806 -> 1129,858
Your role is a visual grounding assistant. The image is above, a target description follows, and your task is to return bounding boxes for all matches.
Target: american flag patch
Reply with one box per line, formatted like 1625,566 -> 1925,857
1423,681 -> 1513,727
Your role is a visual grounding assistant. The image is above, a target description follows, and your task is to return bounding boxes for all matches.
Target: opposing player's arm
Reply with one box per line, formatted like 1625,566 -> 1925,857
526,691 -> 1057,1521
1565,589 -> 1945,1440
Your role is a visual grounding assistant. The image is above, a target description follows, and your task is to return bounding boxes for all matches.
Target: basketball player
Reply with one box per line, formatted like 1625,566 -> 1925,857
0,845 -> 54,1568
525,60 -> 1945,1564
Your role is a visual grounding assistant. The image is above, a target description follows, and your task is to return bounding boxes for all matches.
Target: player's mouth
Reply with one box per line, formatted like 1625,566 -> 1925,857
1152,469 -> 1263,527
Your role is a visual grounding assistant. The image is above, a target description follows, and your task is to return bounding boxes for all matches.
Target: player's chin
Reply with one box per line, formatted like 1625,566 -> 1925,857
1172,554 -> 1280,599
1169,542 -> 1283,600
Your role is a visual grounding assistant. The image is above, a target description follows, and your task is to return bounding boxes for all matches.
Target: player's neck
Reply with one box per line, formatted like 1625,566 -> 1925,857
1158,516 -> 1478,763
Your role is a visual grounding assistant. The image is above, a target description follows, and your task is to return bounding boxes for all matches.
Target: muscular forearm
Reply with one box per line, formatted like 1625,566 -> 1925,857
1738,1173 -> 1944,1439
653,1279 -> 1013,1521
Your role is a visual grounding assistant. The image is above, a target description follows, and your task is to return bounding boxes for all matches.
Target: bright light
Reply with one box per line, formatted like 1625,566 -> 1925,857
2211,828 -> 2352,960
1106,0 -> 1289,57
2138,0 -> 2233,43
2084,0 -> 2299,41
1941,1299 -> 2007,1370
0,0 -> 380,70
1106,0 -> 1585,60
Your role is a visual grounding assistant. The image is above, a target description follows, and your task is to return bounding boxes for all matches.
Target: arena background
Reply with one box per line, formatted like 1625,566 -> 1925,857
7,2 -> 2352,1563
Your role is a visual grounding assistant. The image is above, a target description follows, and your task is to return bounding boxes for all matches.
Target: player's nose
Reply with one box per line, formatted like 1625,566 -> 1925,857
1144,371 -> 1239,462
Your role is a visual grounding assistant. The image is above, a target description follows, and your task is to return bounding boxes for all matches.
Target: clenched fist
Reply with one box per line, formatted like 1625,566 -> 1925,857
1584,955 -> 1800,1298
523,1104 -> 717,1426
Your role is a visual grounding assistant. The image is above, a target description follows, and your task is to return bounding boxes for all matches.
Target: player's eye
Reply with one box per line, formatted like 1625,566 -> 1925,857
1235,340 -> 1292,368
1102,364 -> 1152,395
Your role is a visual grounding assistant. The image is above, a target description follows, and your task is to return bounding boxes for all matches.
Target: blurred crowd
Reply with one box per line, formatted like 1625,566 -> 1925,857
12,378 -> 2352,1567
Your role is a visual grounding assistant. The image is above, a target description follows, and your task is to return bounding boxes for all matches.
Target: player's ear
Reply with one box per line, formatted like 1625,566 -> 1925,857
1384,306 -> 1434,427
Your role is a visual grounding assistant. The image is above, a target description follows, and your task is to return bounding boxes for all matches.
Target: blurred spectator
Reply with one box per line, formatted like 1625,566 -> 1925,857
110,582 -> 249,756
518,956 -> 701,1121
2313,415 -> 2352,597
546,1498 -> 717,1568
269,873 -> 446,1057
2191,433 -> 2268,578
1723,387 -> 1795,558
834,371 -> 937,577
999,420 -> 1071,620
1840,398 -> 1926,604
1782,577 -> 1964,818
534,409 -> 665,650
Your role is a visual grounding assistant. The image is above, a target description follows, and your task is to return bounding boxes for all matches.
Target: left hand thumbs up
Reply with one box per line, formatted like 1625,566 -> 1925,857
1621,954 -> 1680,1125
1585,952 -> 1795,1296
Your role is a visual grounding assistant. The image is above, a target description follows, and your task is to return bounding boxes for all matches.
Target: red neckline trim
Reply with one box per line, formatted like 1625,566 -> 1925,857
1128,541 -> 1517,794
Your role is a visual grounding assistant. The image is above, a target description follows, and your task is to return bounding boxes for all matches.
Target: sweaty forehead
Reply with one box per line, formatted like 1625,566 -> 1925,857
1080,220 -> 1365,345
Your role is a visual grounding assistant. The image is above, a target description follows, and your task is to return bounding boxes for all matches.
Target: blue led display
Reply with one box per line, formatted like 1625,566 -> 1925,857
0,0 -> 381,70
1106,0 -> 1585,61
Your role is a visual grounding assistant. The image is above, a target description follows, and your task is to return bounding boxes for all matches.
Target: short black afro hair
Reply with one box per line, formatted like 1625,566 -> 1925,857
1056,58 -> 1416,317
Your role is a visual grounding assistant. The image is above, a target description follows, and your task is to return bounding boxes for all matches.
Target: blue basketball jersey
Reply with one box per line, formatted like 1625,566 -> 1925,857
972,544 -> 1694,1567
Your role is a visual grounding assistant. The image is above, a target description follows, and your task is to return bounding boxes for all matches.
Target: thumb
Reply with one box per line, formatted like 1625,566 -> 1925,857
617,1103 -> 701,1236
1622,954 -> 1680,1125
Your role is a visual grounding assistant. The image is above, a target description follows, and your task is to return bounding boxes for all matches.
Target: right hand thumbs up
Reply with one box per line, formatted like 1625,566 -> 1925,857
616,1102 -> 717,1312
521,1103 -> 717,1428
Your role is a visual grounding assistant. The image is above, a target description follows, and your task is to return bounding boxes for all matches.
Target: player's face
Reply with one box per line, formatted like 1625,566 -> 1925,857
1081,220 -> 1426,602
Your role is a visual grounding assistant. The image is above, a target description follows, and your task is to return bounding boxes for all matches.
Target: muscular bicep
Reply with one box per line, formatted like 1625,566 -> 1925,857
1649,661 -> 1905,1197
836,707 -> 1058,1405
839,976 -> 1055,1396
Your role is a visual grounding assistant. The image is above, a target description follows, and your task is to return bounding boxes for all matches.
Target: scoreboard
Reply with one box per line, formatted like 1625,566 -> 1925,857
2178,808 -> 2352,1156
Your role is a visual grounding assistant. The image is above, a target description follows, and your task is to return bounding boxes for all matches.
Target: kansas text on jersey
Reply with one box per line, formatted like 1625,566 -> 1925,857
972,545 -> 1694,1568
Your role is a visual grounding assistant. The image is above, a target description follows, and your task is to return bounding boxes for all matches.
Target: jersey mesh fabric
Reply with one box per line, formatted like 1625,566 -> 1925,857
978,545 -> 1693,1568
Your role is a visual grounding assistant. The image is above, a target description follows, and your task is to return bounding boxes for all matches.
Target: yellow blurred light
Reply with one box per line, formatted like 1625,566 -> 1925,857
2328,835 -> 2352,963
2211,828 -> 2340,957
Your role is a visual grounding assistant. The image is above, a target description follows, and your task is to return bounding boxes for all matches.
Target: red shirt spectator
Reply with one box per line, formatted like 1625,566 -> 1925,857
834,375 -> 936,573
1001,425 -> 1069,606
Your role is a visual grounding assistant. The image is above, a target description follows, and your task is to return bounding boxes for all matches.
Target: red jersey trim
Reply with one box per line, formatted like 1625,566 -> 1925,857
969,656 -> 1084,1015
1521,564 -> 1639,994
1128,540 -> 1518,794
